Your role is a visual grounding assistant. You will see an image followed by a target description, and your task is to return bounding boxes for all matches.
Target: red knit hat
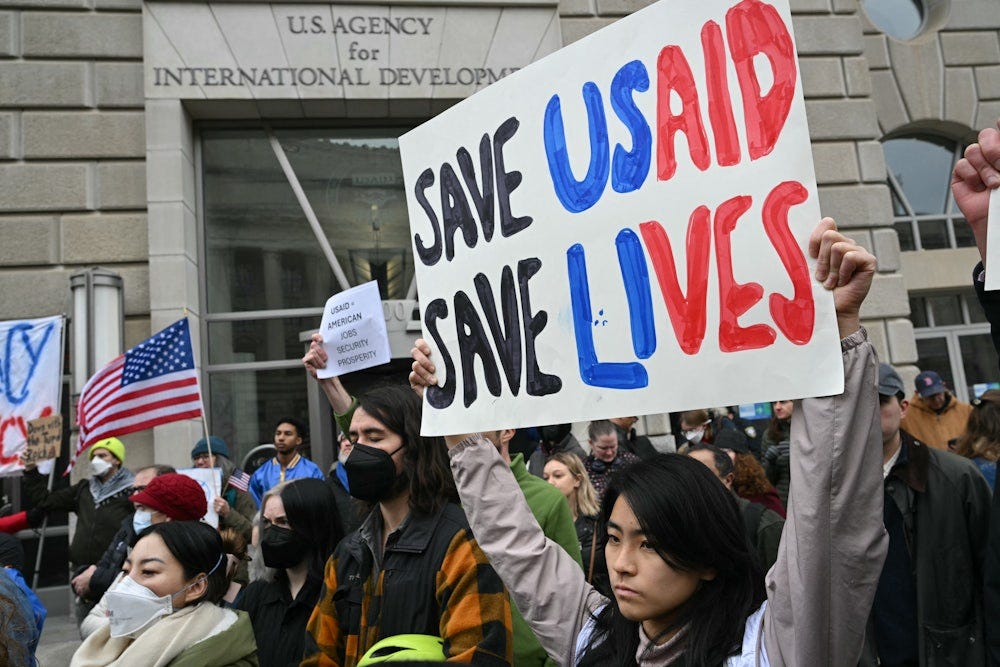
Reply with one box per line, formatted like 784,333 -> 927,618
129,473 -> 207,521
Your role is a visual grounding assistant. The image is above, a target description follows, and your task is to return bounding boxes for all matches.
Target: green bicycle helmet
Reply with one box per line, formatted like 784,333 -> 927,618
357,634 -> 446,664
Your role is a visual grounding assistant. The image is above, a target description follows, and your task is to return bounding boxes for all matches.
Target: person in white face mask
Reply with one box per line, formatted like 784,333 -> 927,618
71,520 -> 258,667
21,437 -> 135,629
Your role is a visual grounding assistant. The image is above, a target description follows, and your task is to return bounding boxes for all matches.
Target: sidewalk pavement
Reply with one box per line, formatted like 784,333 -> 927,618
36,614 -> 81,667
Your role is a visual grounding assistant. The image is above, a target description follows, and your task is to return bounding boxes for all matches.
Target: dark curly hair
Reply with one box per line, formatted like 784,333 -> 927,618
355,384 -> 457,516
732,452 -> 774,498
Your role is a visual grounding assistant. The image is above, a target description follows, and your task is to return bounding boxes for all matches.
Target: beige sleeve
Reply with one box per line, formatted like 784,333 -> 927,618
762,328 -> 889,665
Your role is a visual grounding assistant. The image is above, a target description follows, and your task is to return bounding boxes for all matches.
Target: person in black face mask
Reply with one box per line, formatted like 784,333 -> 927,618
238,478 -> 342,667
301,340 -> 514,665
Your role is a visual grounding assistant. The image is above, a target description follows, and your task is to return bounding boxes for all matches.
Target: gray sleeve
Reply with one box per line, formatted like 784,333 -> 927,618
762,328 -> 889,666
450,437 -> 606,664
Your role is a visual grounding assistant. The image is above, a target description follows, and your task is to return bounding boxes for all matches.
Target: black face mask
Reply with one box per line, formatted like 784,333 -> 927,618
260,524 -> 310,570
344,442 -> 404,503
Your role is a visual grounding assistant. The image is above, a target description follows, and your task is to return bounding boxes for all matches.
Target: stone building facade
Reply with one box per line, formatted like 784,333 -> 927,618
0,0 -> 996,478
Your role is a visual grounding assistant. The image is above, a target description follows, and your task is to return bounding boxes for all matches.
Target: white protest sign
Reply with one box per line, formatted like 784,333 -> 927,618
177,467 -> 222,527
317,281 -> 392,378
985,190 -> 1000,290
400,0 -> 844,435
0,316 -> 63,475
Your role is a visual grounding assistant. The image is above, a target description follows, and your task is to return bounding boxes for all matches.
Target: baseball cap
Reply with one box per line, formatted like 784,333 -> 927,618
878,364 -> 905,398
915,370 -> 946,398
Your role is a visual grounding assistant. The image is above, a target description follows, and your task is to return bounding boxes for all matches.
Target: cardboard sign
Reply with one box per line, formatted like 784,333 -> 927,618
317,281 -> 392,378
177,467 -> 222,528
25,415 -> 62,464
400,0 -> 843,434
0,316 -> 63,474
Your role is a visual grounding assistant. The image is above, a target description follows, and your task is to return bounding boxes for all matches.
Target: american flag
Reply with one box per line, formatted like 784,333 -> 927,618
226,468 -> 251,492
71,318 -> 203,471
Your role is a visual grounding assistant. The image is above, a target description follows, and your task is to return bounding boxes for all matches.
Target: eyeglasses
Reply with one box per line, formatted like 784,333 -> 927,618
129,485 -> 146,494
192,453 -> 212,461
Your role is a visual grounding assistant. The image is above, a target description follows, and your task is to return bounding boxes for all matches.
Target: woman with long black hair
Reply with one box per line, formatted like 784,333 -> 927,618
410,219 -> 888,665
239,478 -> 343,667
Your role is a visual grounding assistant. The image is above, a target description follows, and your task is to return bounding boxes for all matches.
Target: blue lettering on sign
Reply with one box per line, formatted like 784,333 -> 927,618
567,242 -> 648,389
543,61 -> 652,213
0,321 -> 56,406
615,228 -> 656,359
609,60 -> 652,194
543,82 -> 610,213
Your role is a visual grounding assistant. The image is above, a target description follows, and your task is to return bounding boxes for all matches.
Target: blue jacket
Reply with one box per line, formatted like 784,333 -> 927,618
249,454 -> 325,506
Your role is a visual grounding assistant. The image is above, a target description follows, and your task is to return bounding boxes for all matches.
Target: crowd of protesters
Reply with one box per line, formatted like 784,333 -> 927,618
6,125 -> 1000,667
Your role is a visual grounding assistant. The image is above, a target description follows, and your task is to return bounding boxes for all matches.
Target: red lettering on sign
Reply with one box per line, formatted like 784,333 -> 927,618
714,195 -> 777,352
701,20 -> 741,167
764,180 -> 813,344
726,0 -> 797,160
639,208 -> 712,355
656,46 -> 710,181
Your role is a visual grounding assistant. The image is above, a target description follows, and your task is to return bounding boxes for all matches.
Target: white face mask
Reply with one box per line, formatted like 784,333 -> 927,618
91,456 -> 114,478
105,554 -> 223,638
105,575 -> 176,638
132,510 -> 152,535
683,428 -> 705,444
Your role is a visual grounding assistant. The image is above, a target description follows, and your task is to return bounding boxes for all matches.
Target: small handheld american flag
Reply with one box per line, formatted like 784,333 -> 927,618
227,468 -> 251,493
72,318 -> 204,472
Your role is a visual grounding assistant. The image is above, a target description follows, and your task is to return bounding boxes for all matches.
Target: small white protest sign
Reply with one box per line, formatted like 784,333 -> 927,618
400,0 -> 843,435
177,467 -> 221,528
985,189 -> 1000,290
317,281 -> 392,378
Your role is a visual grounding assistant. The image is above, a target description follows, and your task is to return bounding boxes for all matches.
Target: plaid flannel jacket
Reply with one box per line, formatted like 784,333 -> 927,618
301,502 -> 513,666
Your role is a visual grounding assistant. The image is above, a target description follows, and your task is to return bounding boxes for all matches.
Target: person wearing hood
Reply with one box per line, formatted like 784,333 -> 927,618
899,370 -> 974,451
22,437 -> 135,627
191,437 -> 256,540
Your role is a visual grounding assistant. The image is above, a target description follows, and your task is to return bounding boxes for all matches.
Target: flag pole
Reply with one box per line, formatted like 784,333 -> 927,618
184,311 -> 219,499
201,415 -> 219,499
32,315 -> 66,589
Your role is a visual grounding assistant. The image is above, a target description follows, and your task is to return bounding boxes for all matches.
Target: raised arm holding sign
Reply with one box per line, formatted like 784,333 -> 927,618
410,218 -> 885,667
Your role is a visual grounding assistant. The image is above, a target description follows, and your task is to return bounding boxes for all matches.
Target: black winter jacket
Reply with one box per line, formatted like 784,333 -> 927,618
861,430 -> 991,666
973,262 -> 1000,667
24,471 -> 134,569
89,516 -> 136,600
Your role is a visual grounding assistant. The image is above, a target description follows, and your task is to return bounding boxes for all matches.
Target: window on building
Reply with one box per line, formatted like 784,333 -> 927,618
884,134 -> 973,252
200,127 -> 413,462
910,291 -> 998,401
